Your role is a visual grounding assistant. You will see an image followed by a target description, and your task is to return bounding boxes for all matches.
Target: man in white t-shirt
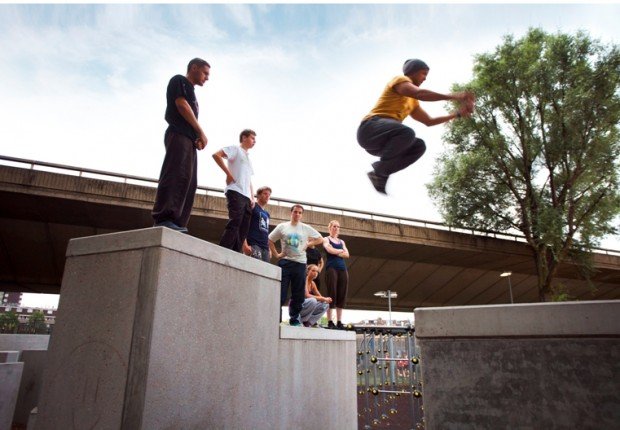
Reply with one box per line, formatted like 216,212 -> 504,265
269,204 -> 323,326
212,129 -> 256,252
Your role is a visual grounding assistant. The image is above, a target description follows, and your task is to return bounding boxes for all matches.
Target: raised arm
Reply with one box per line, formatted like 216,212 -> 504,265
212,149 -> 235,185
307,236 -> 324,248
393,81 -> 472,104
409,104 -> 471,127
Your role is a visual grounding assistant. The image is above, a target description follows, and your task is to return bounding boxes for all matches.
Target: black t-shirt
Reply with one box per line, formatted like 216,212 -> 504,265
165,75 -> 199,141
306,247 -> 323,266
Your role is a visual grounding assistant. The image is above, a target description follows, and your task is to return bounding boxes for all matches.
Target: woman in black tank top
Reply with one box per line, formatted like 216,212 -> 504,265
323,220 -> 350,329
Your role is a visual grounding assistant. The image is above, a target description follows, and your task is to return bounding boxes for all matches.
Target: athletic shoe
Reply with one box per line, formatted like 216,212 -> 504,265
290,320 -> 302,327
367,171 -> 388,194
336,321 -> 345,330
302,321 -> 312,327
327,321 -> 336,329
153,220 -> 189,233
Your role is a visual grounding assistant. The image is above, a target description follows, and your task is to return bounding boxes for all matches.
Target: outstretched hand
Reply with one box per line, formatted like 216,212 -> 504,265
454,91 -> 475,117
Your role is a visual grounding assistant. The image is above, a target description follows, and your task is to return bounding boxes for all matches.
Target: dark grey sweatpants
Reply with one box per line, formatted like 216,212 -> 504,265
357,116 -> 426,177
152,131 -> 197,228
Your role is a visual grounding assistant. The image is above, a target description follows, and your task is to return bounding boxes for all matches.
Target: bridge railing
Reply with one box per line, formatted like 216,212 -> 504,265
2,154 -> 619,257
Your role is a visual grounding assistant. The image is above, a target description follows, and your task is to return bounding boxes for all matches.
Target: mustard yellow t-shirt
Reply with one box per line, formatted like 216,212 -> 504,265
363,76 -> 419,122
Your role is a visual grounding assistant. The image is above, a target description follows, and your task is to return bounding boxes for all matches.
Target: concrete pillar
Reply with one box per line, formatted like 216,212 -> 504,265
35,227 -> 356,429
415,301 -> 620,429
0,361 -> 24,430
12,350 -> 47,428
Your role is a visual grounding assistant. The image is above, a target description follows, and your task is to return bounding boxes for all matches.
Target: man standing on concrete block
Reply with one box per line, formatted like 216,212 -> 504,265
243,185 -> 272,262
213,129 -> 257,252
269,204 -> 323,326
152,58 -> 210,233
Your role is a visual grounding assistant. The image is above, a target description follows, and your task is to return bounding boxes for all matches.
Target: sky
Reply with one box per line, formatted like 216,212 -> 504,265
2,2 -> 619,317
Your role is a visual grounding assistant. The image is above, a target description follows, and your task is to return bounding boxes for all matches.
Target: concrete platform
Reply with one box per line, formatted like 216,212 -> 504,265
35,227 -> 356,429
415,301 -> 620,429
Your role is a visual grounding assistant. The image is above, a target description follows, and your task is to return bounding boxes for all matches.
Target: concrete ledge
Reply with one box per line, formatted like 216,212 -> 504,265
415,300 -> 620,338
0,351 -> 20,363
0,362 -> 24,430
0,335 -> 49,352
280,325 -> 356,341
415,301 -> 620,429
66,227 -> 281,280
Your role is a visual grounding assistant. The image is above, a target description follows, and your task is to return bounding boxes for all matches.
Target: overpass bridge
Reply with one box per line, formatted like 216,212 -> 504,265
1,155 -> 619,311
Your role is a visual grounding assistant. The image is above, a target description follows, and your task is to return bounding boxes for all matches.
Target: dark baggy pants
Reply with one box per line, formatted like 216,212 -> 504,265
279,259 -> 306,324
219,190 -> 252,252
152,131 -> 197,228
326,267 -> 349,309
357,116 -> 426,177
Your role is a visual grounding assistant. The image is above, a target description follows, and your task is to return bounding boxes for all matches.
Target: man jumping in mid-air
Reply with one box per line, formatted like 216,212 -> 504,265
357,58 -> 474,194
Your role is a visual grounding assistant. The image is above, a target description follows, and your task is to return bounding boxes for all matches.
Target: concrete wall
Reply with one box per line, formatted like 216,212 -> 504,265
35,227 -> 356,430
0,335 -> 49,352
0,362 -> 23,430
12,350 -> 47,427
0,337 -> 49,429
415,301 -> 620,430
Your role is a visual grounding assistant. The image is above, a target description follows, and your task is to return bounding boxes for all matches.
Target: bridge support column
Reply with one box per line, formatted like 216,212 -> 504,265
35,227 -> 356,429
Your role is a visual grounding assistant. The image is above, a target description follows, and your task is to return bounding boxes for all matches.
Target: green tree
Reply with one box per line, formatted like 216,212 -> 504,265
428,29 -> 620,301
28,310 -> 47,333
0,310 -> 20,333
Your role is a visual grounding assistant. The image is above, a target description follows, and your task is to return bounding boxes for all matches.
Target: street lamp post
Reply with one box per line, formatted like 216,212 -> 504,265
500,272 -> 514,304
374,289 -> 399,385
374,290 -> 398,325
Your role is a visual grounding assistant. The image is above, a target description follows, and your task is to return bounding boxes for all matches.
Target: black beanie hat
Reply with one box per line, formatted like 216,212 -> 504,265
403,59 -> 429,76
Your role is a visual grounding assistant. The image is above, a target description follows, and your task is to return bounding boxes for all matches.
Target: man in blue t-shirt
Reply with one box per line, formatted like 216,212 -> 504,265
152,58 -> 210,233
243,186 -> 272,262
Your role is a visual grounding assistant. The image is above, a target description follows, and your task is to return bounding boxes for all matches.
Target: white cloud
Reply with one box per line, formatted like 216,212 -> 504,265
224,4 -> 256,35
0,3 -> 618,251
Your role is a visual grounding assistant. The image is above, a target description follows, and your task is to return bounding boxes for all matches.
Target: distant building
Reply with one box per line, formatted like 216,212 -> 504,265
0,304 -> 57,327
355,317 -> 413,327
1,291 -> 23,306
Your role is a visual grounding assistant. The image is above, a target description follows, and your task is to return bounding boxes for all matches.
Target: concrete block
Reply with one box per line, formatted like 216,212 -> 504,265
13,350 -> 47,427
0,351 -> 20,363
277,327 -> 357,430
36,227 -> 356,429
0,362 -> 24,430
415,300 -> 620,338
415,301 -> 620,429
0,335 -> 49,352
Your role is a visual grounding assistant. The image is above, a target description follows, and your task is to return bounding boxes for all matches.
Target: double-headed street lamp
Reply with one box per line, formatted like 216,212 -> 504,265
374,290 -> 398,325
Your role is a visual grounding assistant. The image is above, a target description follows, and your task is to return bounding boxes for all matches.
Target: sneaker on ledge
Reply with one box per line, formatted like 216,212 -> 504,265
302,321 -> 312,327
327,321 -> 336,330
153,220 -> 189,233
336,321 -> 345,330
289,320 -> 302,327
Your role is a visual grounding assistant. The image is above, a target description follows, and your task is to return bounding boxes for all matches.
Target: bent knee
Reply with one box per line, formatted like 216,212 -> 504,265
416,138 -> 427,153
